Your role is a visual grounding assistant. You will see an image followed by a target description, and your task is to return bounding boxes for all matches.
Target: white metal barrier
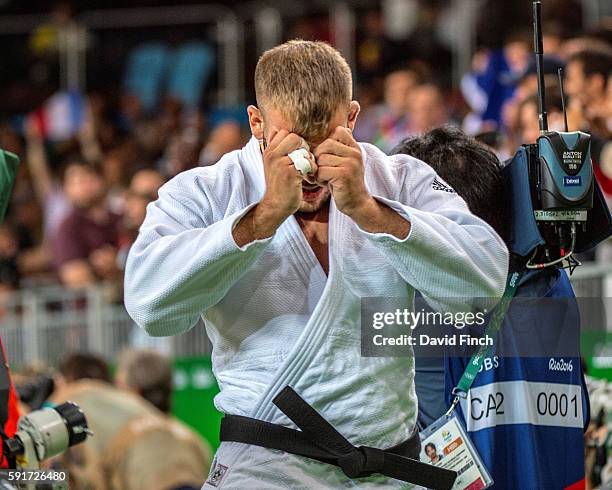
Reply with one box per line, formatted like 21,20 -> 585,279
570,263 -> 612,300
0,283 -> 212,370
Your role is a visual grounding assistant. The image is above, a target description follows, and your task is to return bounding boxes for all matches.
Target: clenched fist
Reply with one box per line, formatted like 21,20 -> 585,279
259,129 -> 307,220
313,126 -> 370,217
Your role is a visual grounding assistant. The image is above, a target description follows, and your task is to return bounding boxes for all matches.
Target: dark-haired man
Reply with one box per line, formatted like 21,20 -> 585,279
565,47 -> 612,199
57,352 -> 112,385
565,46 -> 612,140
392,126 -> 588,490
392,127 -> 509,429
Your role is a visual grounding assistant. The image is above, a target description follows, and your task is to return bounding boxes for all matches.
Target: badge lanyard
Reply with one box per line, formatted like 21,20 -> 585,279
446,271 -> 524,415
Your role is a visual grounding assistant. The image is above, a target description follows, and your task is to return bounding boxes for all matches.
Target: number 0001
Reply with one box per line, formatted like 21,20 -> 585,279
536,392 -> 578,418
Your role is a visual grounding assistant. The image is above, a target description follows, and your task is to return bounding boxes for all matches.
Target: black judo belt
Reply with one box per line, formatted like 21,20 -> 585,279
220,386 -> 457,490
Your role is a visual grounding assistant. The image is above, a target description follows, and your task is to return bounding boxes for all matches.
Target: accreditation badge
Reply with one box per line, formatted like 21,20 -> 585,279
420,412 -> 492,490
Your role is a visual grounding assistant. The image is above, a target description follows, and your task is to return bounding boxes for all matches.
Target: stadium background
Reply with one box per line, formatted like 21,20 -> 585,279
0,0 -> 611,456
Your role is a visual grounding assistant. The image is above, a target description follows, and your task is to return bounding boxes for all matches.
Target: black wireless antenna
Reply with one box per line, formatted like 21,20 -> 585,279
533,1 -> 548,132
558,67 -> 569,132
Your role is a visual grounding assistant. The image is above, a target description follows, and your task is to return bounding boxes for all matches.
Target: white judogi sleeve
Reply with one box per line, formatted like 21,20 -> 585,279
359,153 -> 508,309
124,171 -> 271,337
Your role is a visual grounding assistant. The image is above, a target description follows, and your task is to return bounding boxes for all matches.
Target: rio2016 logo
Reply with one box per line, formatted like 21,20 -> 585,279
549,358 -> 573,372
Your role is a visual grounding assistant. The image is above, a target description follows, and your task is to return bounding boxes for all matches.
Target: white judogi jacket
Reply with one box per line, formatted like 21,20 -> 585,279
124,136 -> 508,489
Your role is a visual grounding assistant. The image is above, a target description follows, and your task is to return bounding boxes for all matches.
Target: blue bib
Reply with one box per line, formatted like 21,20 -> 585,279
445,269 -> 588,489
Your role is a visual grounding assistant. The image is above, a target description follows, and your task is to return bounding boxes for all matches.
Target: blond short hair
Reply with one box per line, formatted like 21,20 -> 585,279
255,40 -> 353,141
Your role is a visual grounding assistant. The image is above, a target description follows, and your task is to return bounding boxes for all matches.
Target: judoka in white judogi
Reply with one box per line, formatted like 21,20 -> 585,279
124,136 -> 508,488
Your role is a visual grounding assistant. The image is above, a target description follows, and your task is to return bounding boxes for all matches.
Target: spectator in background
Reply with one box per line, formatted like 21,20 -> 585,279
52,160 -> 122,287
355,10 -> 386,86
115,349 -> 174,414
118,168 -> 165,269
499,59 -> 565,160
159,127 -> 201,179
51,350 -> 212,490
114,349 -> 214,488
198,119 -> 245,167
461,32 -> 530,132
27,2 -> 75,95
353,65 -> 423,152
601,71 -> 612,195
565,47 -> 612,200
118,93 -> 145,133
560,36 -> 612,63
518,89 -> 566,144
511,57 -> 565,106
565,46 -> 612,140
24,124 -> 71,243
102,143 -> 139,215
56,352 -> 112,385
0,123 -> 23,157
542,21 -> 566,58
408,83 -> 449,136
118,168 -> 171,353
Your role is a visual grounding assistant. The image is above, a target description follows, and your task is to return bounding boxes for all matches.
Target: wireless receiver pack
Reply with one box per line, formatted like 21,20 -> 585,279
503,1 -> 612,272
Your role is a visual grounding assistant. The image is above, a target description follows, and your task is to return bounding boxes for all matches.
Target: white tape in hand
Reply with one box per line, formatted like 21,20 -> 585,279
288,140 -> 314,175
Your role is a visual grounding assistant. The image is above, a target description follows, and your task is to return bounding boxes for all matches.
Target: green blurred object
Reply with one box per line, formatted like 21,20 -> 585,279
582,330 -> 612,381
0,149 -> 19,223
172,356 -> 222,449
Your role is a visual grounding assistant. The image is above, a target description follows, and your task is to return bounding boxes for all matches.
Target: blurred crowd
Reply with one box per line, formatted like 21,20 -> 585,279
0,95 -> 247,294
0,2 -> 610,298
